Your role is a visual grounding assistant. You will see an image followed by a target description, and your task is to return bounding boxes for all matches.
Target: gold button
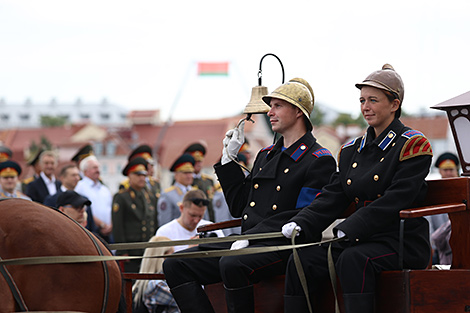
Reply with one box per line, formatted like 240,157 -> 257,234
142,226 -> 147,231
250,201 -> 256,207
377,194 -> 382,198
254,184 -> 259,189
243,214 -> 248,220
259,167 -> 262,171
131,204 -> 136,209
388,133 -> 393,138
300,145 -> 306,150
276,185 -> 281,191
380,158 -> 384,162
392,143 -> 396,147
374,175 -> 379,181
355,197 -> 359,203
356,238 -> 359,242
347,179 -> 352,185
284,168 -> 290,173
357,148 -> 360,152
352,162 -> 357,168
272,204 -> 278,210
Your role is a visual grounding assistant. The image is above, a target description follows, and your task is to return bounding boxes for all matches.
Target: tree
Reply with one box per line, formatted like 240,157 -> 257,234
40,115 -> 67,127
310,105 -> 325,126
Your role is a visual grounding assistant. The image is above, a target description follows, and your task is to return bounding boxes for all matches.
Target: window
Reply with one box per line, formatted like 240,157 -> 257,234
94,142 -> 103,156
19,113 -> 30,121
100,113 -> 110,120
106,141 -> 116,156
0,114 -> 9,121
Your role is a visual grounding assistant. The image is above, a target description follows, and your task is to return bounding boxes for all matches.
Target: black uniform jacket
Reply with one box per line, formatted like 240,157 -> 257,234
214,131 -> 336,246
291,119 -> 433,268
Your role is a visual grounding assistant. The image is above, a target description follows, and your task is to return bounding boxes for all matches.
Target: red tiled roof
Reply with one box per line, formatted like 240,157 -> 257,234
401,115 -> 449,140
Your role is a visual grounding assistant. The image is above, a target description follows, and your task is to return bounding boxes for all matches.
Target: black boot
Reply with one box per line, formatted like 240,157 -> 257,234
284,295 -> 309,313
170,281 -> 215,313
343,293 -> 375,313
224,285 -> 254,313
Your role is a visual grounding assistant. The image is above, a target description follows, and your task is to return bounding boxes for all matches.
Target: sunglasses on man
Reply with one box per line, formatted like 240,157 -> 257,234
188,198 -> 210,206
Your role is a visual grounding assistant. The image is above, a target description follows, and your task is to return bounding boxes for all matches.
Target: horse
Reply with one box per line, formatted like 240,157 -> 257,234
0,198 -> 122,313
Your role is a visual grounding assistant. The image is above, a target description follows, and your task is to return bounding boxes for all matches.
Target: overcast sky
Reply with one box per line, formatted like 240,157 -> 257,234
1,0 -> 469,122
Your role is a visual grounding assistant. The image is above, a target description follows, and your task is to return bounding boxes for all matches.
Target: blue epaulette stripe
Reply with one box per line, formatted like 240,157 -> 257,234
358,134 -> 366,152
290,144 -> 308,161
402,130 -> 423,139
260,144 -> 274,152
312,148 -> 332,158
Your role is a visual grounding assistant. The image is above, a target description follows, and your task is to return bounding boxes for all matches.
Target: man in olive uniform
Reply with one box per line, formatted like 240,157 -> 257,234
184,143 -> 215,221
0,160 -> 31,200
157,154 -> 195,226
119,144 -> 161,200
164,78 -> 337,313
112,157 -> 158,273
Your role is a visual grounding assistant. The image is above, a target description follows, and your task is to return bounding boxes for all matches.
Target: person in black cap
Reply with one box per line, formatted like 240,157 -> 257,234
184,142 -> 215,222
157,154 -> 195,227
112,157 -> 158,272
0,146 -> 12,163
435,152 -> 459,178
71,144 -> 94,167
119,144 -> 161,201
56,190 -> 91,227
21,147 -> 44,193
0,160 -> 31,200
427,152 -> 460,265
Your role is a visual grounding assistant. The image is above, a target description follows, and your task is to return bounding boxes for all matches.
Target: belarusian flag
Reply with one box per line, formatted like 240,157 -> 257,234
197,62 -> 229,76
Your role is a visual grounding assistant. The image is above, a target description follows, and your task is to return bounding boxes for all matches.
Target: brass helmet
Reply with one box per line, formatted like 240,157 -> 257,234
355,64 -> 404,117
262,78 -> 314,130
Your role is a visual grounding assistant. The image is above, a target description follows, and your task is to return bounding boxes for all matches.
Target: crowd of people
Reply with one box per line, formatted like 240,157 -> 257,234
0,63 -> 463,313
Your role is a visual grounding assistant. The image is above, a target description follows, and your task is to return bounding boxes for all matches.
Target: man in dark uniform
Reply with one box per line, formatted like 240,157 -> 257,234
163,78 -> 337,313
112,157 -> 159,273
119,144 -> 161,200
71,144 -> 94,167
184,142 -> 215,221
21,147 -> 44,193
0,146 -> 12,163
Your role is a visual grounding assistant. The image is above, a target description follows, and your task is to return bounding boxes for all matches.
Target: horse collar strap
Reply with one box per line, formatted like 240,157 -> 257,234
0,256 -> 29,311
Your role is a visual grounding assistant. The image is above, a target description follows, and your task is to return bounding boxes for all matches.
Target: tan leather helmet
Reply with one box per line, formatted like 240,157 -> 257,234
262,78 -> 314,130
356,64 -> 404,117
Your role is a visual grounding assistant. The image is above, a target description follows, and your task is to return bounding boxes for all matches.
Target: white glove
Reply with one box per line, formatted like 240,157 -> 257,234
282,222 -> 301,239
230,239 -> 249,250
221,121 -> 245,165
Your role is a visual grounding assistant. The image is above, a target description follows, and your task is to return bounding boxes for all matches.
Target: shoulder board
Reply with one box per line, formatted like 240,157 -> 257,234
22,176 -> 35,185
402,129 -> 424,139
341,137 -> 358,150
312,148 -> 332,158
260,144 -> 274,152
399,135 -> 433,161
164,186 -> 177,193
214,182 -> 222,192
118,188 -> 127,194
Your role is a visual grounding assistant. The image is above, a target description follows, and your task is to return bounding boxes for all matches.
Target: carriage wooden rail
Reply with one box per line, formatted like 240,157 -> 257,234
123,177 -> 470,313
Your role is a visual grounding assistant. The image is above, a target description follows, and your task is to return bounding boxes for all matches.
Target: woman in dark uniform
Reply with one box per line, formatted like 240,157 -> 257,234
282,64 -> 433,313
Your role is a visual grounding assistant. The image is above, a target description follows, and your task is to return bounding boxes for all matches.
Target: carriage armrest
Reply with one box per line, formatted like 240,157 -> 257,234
399,203 -> 467,219
197,219 -> 242,233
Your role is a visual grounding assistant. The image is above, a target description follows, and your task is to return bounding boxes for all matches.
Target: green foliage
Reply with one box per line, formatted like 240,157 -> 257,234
333,112 -> 367,128
310,105 -> 325,126
40,115 -> 67,127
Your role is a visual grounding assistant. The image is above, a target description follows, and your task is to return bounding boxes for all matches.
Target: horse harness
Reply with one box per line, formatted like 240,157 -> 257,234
0,210 -> 111,313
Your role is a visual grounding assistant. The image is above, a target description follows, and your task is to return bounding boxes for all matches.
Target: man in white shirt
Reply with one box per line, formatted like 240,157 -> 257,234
75,155 -> 113,242
157,154 -> 195,226
156,189 -> 224,253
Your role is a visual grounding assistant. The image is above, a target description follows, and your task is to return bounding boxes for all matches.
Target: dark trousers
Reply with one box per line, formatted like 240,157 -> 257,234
285,241 -> 399,296
163,244 -> 291,289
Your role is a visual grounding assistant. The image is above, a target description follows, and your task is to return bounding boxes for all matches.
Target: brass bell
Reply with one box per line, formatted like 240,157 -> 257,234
243,86 -> 270,114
